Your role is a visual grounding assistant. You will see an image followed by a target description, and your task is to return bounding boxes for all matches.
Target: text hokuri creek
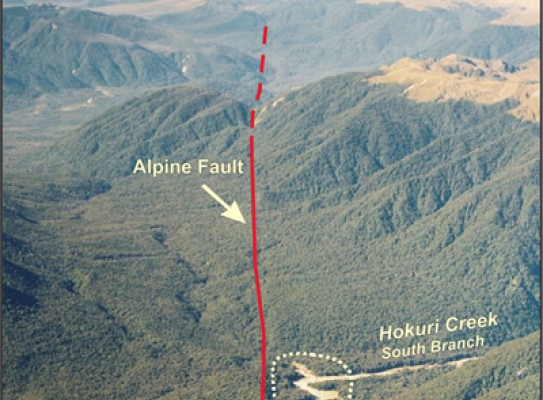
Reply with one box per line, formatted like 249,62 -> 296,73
378,312 -> 498,359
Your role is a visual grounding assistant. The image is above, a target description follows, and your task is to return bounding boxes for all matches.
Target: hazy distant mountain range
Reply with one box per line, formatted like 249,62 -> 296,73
3,1 -> 539,100
156,0 -> 539,90
5,0 -> 539,27
3,4 -> 267,102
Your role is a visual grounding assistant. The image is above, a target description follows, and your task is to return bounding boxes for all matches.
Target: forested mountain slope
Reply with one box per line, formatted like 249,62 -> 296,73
3,4 -> 267,102
4,62 -> 539,398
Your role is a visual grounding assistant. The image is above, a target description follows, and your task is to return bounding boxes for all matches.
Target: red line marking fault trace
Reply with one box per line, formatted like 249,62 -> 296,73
250,25 -> 268,400
259,54 -> 266,73
250,136 -> 266,400
250,109 -> 256,128
262,26 -> 268,45
255,82 -> 263,101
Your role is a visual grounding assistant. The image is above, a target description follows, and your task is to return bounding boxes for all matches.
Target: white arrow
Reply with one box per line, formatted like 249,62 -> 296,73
201,184 -> 246,224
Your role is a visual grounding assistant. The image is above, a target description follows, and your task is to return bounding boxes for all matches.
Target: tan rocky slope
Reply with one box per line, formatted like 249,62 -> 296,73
357,0 -> 540,26
369,55 -> 540,122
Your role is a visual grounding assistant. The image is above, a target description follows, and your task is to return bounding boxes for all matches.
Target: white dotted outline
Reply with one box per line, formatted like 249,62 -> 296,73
269,351 -> 355,399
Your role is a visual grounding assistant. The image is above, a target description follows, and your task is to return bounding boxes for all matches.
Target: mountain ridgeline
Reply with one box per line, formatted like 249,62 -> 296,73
157,0 -> 540,89
47,86 -> 249,179
2,4 -> 268,102
3,4 -> 184,97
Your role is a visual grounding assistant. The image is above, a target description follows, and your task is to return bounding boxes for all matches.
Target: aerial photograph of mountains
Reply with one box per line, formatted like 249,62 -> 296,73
2,0 -> 541,399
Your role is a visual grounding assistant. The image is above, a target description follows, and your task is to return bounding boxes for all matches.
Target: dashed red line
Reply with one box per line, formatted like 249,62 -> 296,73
250,109 -> 256,128
262,25 -> 268,45
255,82 -> 263,101
252,26 -> 268,128
259,54 -> 266,73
